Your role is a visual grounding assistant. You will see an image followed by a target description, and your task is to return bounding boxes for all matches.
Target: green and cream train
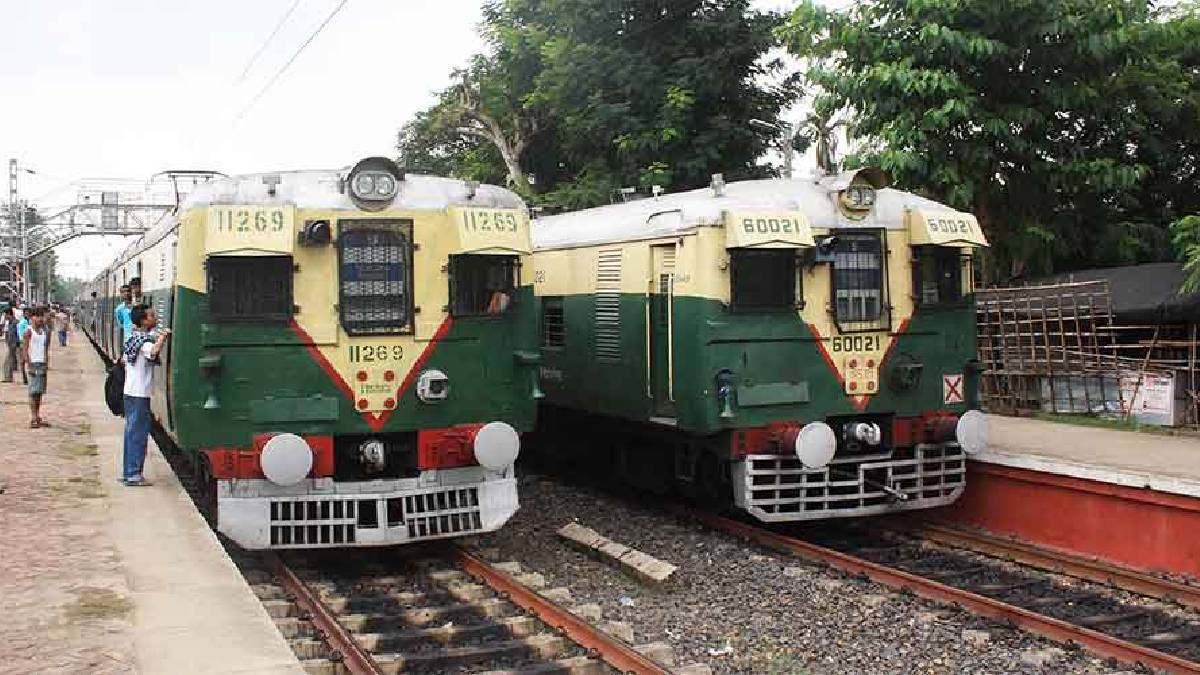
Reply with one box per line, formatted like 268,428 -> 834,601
530,169 -> 990,521
78,157 -> 540,549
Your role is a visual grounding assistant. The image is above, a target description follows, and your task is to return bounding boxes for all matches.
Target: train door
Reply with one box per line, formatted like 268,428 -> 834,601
649,244 -> 676,418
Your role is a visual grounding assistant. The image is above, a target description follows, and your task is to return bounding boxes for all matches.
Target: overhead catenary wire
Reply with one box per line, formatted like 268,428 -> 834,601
236,0 -> 304,83
235,0 -> 350,122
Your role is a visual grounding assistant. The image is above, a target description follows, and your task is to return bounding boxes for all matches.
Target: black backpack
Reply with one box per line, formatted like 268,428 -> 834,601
104,361 -> 125,416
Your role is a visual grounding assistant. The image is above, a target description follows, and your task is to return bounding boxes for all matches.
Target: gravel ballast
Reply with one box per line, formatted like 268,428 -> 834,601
470,473 -> 1143,675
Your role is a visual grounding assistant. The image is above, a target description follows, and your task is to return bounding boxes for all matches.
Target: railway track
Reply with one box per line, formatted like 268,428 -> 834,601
679,509 -> 1200,675
235,545 -> 673,675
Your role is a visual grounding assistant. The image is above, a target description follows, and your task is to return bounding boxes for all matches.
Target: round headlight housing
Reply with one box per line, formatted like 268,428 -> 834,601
345,156 -> 403,210
473,421 -> 520,471
955,409 -> 989,455
792,421 -> 837,469
260,433 -> 313,486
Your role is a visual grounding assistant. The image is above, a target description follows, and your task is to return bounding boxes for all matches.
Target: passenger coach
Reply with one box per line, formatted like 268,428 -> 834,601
78,158 -> 540,548
530,170 -> 989,521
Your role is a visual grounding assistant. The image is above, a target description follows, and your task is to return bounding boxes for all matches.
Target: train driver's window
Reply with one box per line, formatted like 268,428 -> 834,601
338,221 -> 413,335
207,255 -> 293,322
449,255 -> 519,317
729,249 -> 797,311
912,246 -> 967,306
831,232 -> 888,331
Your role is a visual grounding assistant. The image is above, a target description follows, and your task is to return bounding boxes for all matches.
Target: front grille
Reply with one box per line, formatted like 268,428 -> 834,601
265,486 -> 485,547
738,443 -> 965,521
406,487 -> 482,539
269,499 -> 357,547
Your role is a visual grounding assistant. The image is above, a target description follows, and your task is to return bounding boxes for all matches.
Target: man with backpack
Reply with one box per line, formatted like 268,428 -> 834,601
121,304 -> 171,486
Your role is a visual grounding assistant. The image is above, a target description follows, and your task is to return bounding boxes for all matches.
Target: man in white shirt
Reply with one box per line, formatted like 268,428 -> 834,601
121,305 -> 171,487
23,307 -> 50,428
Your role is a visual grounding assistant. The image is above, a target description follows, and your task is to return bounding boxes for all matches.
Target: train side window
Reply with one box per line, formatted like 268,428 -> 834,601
831,231 -> 889,332
729,249 -> 797,311
338,220 -> 413,335
541,296 -> 565,348
912,246 -> 967,306
449,255 -> 518,316
207,255 -> 293,322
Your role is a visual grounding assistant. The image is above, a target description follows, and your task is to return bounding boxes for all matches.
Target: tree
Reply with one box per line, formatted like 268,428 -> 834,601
782,0 -> 1200,279
398,0 -> 794,209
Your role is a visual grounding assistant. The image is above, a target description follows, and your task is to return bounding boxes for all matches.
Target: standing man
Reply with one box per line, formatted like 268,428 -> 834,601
15,304 -> 30,385
115,284 -> 133,345
23,307 -> 50,428
1,307 -> 17,383
55,305 -> 70,347
122,304 -> 171,486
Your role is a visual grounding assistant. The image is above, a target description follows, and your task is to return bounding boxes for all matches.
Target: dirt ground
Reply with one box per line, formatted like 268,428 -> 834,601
0,338 -> 135,674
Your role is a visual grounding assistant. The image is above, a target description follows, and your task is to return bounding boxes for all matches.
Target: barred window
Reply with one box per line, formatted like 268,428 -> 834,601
831,232 -> 889,332
449,255 -> 519,316
207,255 -> 292,322
913,246 -> 968,306
730,249 -> 797,311
339,220 -> 412,335
541,296 -> 564,348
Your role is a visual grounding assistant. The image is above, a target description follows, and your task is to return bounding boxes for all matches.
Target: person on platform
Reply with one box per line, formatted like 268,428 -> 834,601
14,305 -> 30,385
23,307 -> 50,428
115,284 -> 133,344
54,305 -> 70,347
129,277 -> 143,306
121,304 -> 171,487
1,307 -> 20,383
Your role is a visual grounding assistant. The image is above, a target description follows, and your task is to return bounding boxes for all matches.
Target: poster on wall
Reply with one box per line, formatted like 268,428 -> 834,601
1118,371 -> 1176,426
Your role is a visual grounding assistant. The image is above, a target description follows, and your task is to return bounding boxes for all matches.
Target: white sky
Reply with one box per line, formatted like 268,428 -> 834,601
0,0 -> 812,278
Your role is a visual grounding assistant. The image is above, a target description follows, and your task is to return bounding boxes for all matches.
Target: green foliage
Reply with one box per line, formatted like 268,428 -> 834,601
1172,215 -> 1200,292
398,0 -> 794,209
782,0 -> 1200,279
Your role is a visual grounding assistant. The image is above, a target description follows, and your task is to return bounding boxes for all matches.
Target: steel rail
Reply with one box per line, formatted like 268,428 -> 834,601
682,510 -> 1200,675
266,553 -> 384,675
452,546 -> 671,675
912,519 -> 1200,610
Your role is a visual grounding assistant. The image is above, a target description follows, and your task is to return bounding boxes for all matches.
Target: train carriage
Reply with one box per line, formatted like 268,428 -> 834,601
78,158 -> 540,548
530,169 -> 989,521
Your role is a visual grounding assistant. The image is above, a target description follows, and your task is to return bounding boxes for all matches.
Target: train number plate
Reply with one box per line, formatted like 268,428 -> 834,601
206,205 -> 295,254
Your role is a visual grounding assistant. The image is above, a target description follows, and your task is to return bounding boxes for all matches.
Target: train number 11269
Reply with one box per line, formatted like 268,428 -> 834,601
348,345 -> 404,362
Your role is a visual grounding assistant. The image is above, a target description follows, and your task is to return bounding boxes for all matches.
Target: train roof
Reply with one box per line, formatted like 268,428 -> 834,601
181,169 -> 524,211
531,178 -> 953,250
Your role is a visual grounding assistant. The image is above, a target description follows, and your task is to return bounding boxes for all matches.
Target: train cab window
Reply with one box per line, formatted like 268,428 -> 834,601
207,255 -> 293,322
449,255 -> 518,316
541,296 -> 565,348
831,232 -> 889,331
912,246 -> 967,306
729,249 -> 797,311
339,220 -> 412,335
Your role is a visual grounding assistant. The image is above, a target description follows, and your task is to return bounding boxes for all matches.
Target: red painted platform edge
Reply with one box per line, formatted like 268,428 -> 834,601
937,462 -> 1200,578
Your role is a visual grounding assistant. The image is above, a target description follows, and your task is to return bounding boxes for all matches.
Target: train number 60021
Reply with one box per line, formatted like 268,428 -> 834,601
830,335 -> 881,353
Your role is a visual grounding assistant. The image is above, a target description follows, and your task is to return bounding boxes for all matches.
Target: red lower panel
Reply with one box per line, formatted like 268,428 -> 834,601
938,462 -> 1200,578
205,435 -> 334,480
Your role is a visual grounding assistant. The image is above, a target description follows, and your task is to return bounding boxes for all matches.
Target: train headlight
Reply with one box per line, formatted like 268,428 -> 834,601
344,156 -> 403,210
955,410 -> 989,455
352,173 -> 376,198
794,421 -> 837,470
260,433 -> 313,486
473,421 -> 520,471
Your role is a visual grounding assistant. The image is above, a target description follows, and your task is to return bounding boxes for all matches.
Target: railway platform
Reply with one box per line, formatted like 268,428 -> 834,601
1,337 -> 303,674
939,415 -> 1200,578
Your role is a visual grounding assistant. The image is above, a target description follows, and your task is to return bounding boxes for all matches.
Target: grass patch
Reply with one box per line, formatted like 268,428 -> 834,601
64,587 -> 133,621
1032,412 -> 1185,436
62,443 -> 99,458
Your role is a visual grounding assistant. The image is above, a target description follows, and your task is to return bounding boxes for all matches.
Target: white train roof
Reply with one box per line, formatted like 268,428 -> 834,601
181,169 -> 524,211
532,177 -> 955,250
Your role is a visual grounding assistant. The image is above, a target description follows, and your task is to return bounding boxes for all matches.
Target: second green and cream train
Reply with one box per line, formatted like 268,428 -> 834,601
530,169 -> 990,521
